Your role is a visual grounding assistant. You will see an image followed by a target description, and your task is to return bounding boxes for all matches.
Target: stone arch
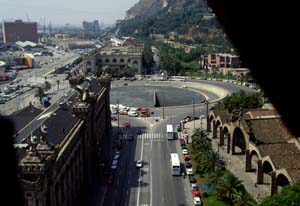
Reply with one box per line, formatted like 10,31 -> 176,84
250,150 -> 260,171
120,58 -> 124,63
214,119 -> 222,139
127,58 -> 131,63
232,127 -> 247,154
112,58 -> 117,63
207,113 -> 216,133
262,160 -> 275,174
221,125 -> 230,146
105,58 -> 110,63
277,173 -> 290,187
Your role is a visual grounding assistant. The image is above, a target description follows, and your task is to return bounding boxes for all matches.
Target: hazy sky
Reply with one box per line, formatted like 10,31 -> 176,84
0,0 -> 139,25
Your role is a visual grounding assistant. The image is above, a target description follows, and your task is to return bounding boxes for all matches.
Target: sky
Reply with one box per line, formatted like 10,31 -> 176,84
0,0 -> 139,26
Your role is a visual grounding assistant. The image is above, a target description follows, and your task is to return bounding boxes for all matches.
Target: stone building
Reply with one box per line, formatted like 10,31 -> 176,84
16,76 -> 111,206
83,42 -> 144,75
208,108 -> 300,195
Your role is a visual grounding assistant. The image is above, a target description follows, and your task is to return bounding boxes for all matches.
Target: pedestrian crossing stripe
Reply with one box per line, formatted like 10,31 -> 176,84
120,133 -> 165,140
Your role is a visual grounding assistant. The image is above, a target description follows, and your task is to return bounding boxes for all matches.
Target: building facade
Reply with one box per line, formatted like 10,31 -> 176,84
83,44 -> 143,75
2,20 -> 38,43
206,53 -> 240,68
208,108 -> 300,196
82,20 -> 100,32
16,76 -> 111,206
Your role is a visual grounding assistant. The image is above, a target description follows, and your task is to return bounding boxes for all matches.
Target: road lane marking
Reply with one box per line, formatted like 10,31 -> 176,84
150,141 -> 153,206
136,130 -> 144,206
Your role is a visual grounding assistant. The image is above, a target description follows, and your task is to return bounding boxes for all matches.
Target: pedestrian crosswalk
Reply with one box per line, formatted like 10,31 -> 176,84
121,133 -> 165,140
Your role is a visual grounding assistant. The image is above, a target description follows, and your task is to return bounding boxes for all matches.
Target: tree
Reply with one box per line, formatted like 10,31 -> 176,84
261,183 -> 300,206
44,81 -> 51,92
210,166 -> 225,184
217,172 -> 244,205
201,150 -> 219,174
232,189 -> 256,206
143,43 -> 154,69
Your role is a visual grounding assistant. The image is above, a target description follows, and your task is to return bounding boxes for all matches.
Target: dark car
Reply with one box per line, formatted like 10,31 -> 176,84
128,134 -> 134,141
185,161 -> 192,168
188,175 -> 197,183
184,155 -> 190,161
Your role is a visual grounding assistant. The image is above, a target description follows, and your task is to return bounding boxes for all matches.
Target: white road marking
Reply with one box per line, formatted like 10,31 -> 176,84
150,141 -> 153,206
136,131 -> 144,206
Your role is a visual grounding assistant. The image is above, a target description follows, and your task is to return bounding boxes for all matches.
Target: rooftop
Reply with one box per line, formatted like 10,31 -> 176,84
249,118 -> 294,144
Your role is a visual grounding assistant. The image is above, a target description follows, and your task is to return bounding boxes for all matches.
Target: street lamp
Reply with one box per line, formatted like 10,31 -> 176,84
200,114 -> 205,130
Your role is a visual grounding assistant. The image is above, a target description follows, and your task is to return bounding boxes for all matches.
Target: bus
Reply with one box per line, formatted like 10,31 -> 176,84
166,124 -> 174,140
170,153 -> 181,175
170,76 -> 186,82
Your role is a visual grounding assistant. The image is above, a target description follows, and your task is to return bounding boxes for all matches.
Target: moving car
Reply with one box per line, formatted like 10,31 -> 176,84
136,160 -> 143,168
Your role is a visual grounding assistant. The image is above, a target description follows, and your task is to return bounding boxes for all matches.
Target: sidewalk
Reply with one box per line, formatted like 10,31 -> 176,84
183,120 -> 270,200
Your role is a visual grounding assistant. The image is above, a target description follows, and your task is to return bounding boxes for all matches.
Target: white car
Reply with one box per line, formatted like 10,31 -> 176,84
113,154 -> 120,160
182,149 -> 189,155
136,160 -> 143,168
111,159 -> 118,170
193,197 -> 202,205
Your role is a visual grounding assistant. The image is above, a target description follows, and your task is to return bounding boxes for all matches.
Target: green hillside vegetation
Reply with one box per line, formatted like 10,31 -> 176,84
118,0 -> 228,46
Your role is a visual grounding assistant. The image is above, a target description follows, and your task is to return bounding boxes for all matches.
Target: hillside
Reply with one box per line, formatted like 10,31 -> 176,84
126,0 -> 167,20
117,0 -> 226,45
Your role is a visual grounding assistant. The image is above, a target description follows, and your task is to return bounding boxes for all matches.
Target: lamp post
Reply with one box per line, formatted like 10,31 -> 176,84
200,114 -> 205,130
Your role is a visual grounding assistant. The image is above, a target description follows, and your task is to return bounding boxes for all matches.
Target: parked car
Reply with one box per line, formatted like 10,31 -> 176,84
111,117 -> 117,121
123,122 -> 130,127
184,154 -> 190,161
193,197 -> 202,205
185,161 -> 192,168
128,133 -> 134,141
189,175 -> 196,183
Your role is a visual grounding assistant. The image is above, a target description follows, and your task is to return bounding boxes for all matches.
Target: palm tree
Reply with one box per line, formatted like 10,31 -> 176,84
232,189 -> 256,206
201,150 -> 219,174
217,172 -> 244,205
210,165 -> 225,184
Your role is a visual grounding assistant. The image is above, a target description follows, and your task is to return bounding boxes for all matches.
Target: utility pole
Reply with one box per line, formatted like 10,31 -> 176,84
162,106 -> 165,119
206,100 -> 209,132
193,99 -> 195,132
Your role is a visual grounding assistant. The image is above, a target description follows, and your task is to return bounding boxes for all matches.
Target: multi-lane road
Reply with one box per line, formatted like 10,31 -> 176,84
104,114 -> 195,206
102,78 -> 257,206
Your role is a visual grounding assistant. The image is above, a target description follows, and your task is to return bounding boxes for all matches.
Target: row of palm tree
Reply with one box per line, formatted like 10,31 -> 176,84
190,128 -> 256,206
